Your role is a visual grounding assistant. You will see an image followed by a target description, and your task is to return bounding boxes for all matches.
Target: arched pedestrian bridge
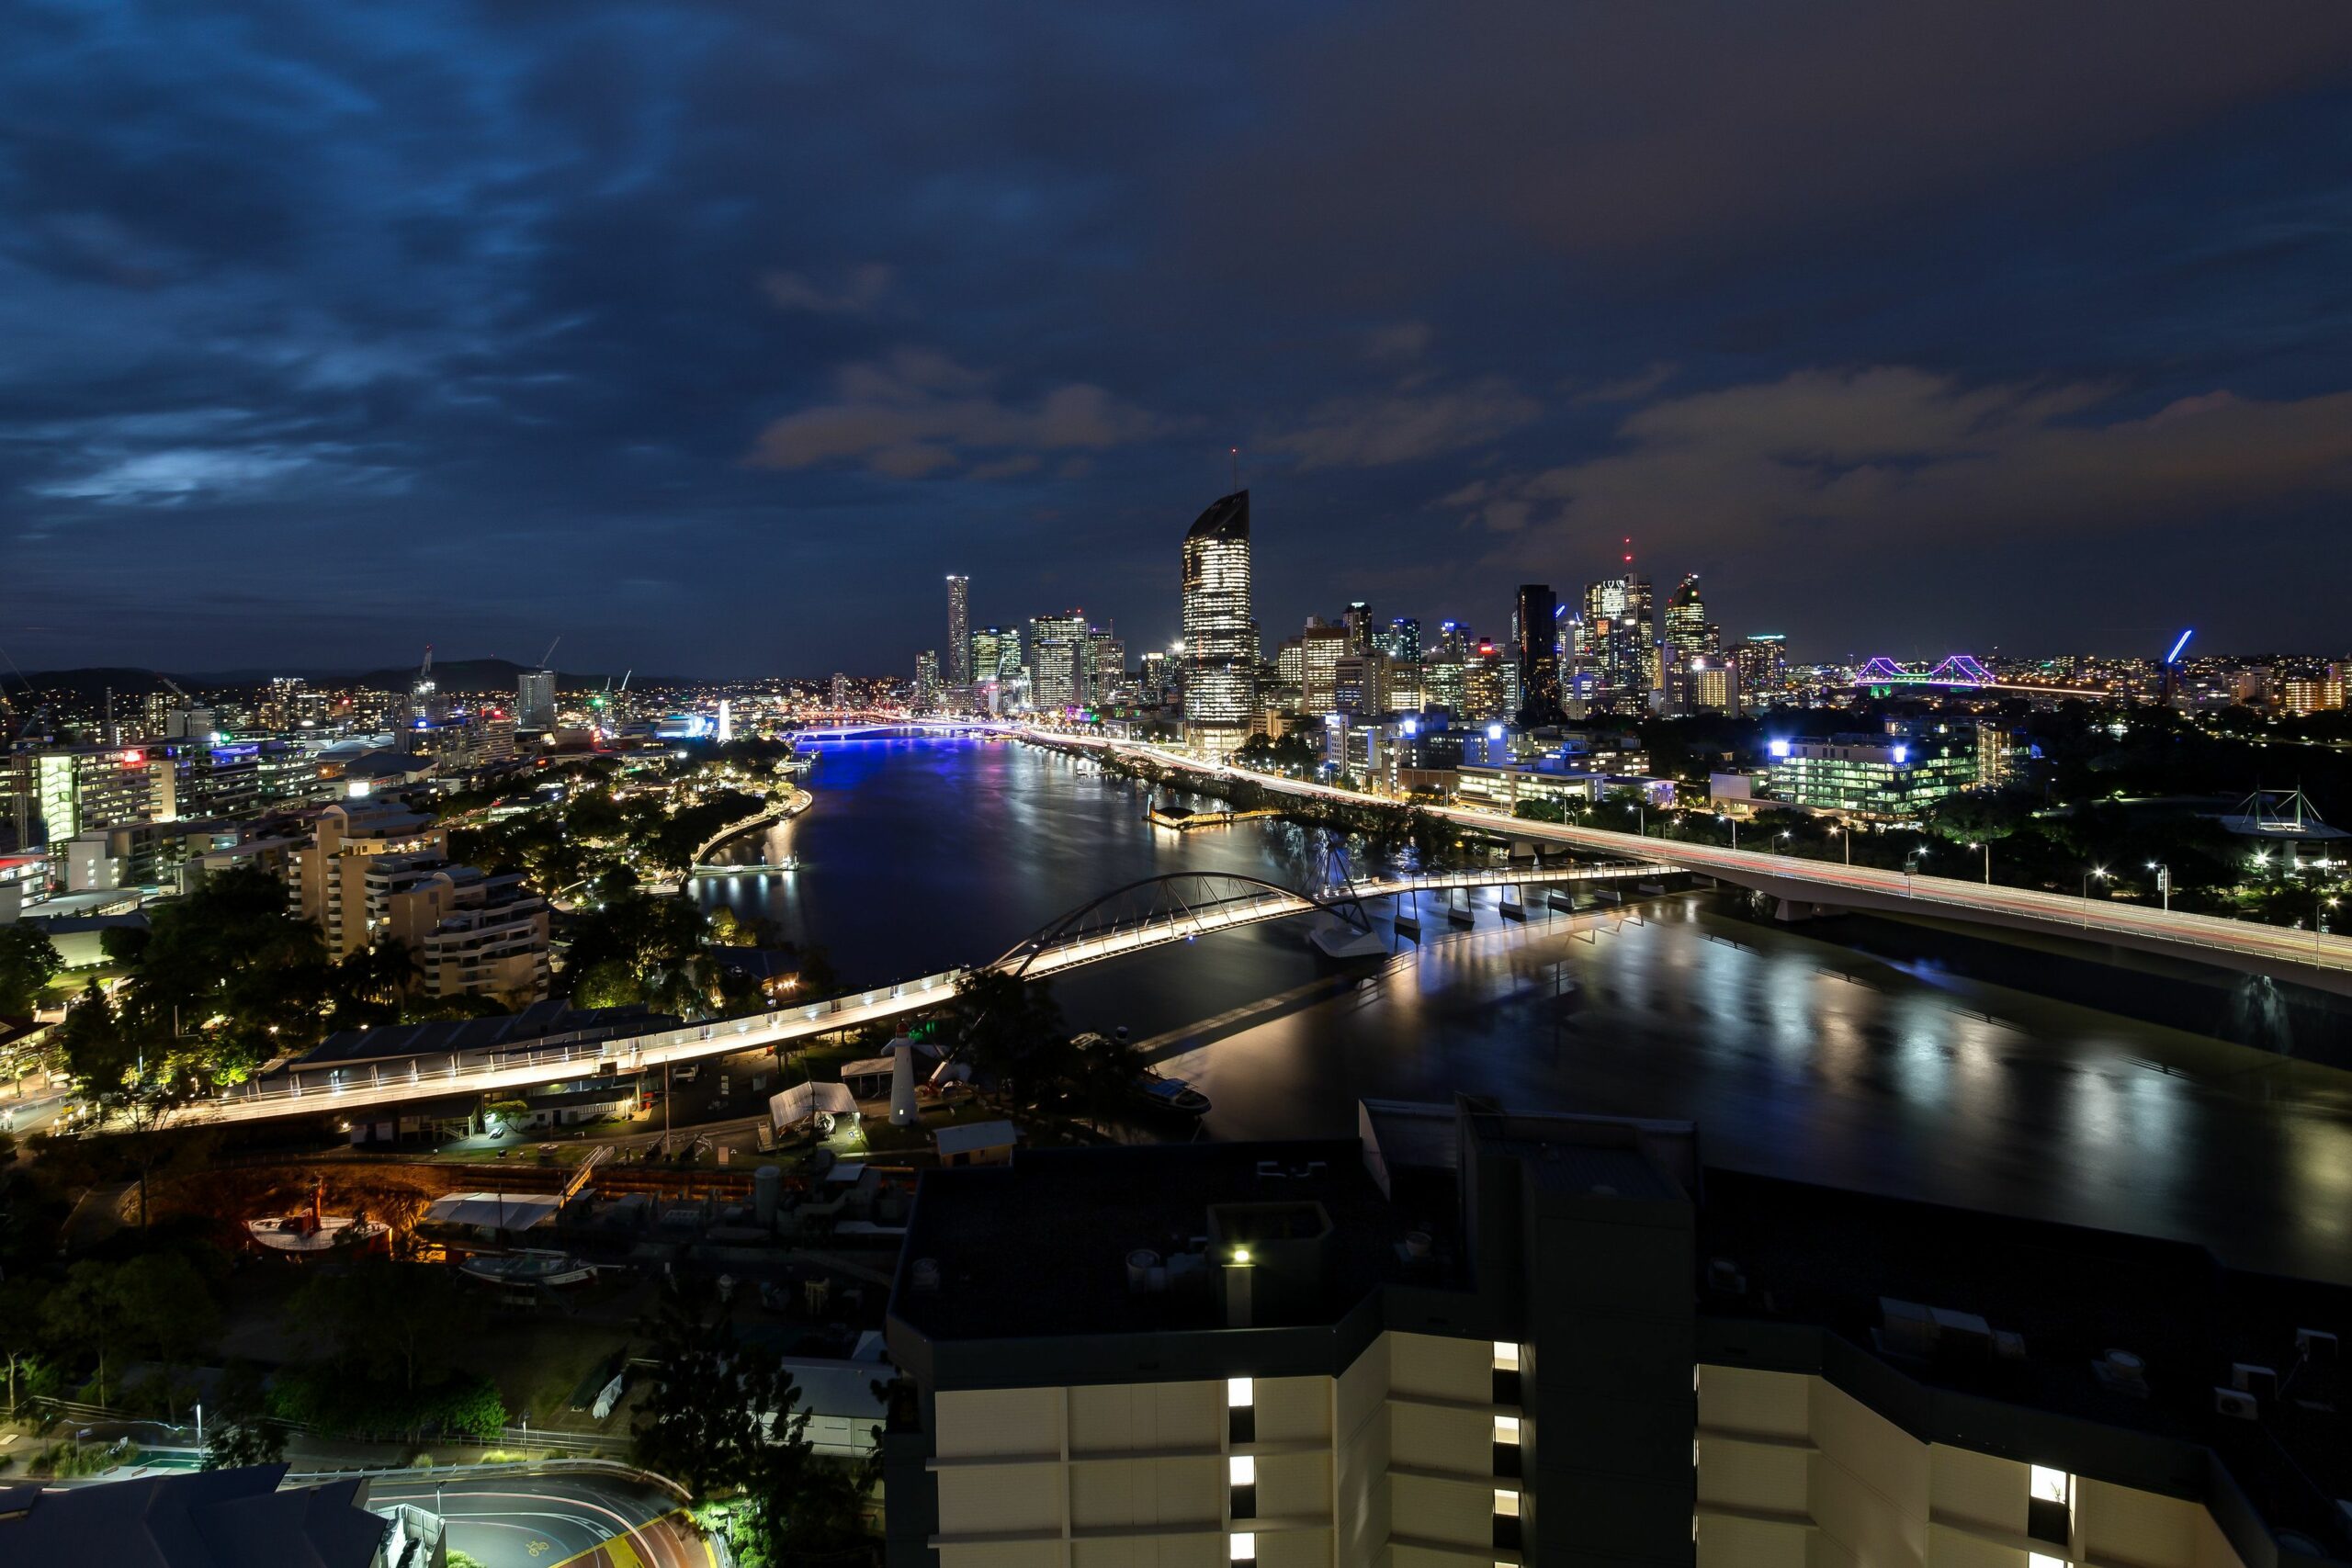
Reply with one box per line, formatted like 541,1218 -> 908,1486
159,860 -> 1670,1127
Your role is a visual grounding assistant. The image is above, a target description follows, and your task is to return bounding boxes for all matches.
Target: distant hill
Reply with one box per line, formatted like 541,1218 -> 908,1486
12,660 -> 753,700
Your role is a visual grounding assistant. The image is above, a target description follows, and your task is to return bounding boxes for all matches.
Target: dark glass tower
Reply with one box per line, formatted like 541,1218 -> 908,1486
1514,582 -> 1565,726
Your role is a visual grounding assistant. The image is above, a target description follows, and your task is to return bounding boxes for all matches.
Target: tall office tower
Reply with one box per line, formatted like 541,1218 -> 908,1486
1423,654 -> 1465,714
1731,635 -> 1788,706
1343,601 -> 1374,652
1084,630 -> 1125,705
1464,639 -> 1508,719
1333,650 -> 1390,716
1380,616 -> 1422,663
1028,613 -> 1088,711
945,575 -> 971,689
516,669 -> 557,732
1273,637 -> 1305,699
969,626 -> 1022,687
1582,570 -> 1656,712
1512,584 -> 1565,727
915,650 -> 943,712
1434,619 -> 1471,661
1180,491 -> 1259,749
1137,649 -> 1171,708
1300,625 -> 1351,713
1664,574 -> 1719,660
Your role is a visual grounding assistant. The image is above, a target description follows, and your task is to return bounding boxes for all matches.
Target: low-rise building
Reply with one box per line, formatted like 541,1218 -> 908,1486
1763,731 -> 1976,821
0,1462 -> 445,1567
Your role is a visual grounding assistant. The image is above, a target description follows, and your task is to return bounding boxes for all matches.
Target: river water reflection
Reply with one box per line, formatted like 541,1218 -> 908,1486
695,737 -> 2352,1281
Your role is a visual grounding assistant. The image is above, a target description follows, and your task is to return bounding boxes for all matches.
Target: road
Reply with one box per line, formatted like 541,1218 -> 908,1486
367,1472 -> 707,1568
1047,732 -> 2352,993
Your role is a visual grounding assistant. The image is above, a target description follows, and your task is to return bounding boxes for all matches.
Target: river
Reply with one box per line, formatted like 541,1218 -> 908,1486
694,736 -> 2352,1282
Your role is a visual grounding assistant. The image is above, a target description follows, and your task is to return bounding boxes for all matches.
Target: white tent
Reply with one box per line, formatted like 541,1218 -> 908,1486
770,1078 -> 859,1130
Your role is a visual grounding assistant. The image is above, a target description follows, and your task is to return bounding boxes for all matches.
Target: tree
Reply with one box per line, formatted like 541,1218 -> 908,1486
630,1279 -> 798,1497
951,971 -> 1073,1116
294,1257 -> 480,1396
202,1361 -> 287,1470
0,924 -> 62,1017
43,1260 -> 134,1404
0,1276 -> 45,1416
55,982 -> 138,1105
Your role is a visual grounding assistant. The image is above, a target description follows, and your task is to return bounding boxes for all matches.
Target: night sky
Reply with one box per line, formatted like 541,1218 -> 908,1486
7,2 -> 2352,677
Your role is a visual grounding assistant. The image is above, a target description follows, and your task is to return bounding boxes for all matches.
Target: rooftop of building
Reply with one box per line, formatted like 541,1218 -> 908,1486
1701,1168 -> 2350,1549
0,1465 -> 390,1568
893,1135 -> 1453,1341
299,999 -> 673,1068
893,1098 -> 2349,1553
1183,489 -> 1250,544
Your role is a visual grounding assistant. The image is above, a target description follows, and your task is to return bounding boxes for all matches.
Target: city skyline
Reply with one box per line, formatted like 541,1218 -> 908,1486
8,5 -> 2352,675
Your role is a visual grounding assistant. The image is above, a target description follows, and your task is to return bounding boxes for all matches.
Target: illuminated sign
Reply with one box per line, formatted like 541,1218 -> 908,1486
1768,739 -> 1791,759
119,750 -> 144,766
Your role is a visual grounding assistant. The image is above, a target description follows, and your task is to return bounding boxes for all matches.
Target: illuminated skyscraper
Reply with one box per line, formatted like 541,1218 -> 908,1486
945,575 -> 970,690
1582,570 -> 1656,712
1344,601 -> 1374,652
1180,491 -> 1258,745
1512,584 -> 1565,727
1664,574 -> 1718,660
915,651 -> 942,712
1028,613 -> 1088,711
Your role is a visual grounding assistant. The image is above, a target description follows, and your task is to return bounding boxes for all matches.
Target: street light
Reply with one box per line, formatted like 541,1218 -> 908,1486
2081,866 -> 2108,927
2319,895 -> 2338,954
2146,860 -> 2170,912
1968,840 -> 1990,885
1720,814 -> 1738,852
1830,824 -> 1849,865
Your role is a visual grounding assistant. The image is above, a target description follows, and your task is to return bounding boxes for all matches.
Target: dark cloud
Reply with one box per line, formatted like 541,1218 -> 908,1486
1,0 -> 2349,672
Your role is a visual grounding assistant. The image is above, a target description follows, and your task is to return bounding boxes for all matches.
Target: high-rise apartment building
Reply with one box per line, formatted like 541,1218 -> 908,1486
517,669 -> 558,732
883,1096 -> 2335,1568
916,651 -> 943,713
1181,492 -> 1259,751
831,672 -> 853,713
1512,584 -> 1565,727
2280,666 -> 2346,716
945,576 -> 971,689
1730,636 -> 1788,706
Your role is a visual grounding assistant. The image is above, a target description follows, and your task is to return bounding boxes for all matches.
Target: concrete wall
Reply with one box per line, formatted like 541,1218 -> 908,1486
1695,1365 -> 2250,1568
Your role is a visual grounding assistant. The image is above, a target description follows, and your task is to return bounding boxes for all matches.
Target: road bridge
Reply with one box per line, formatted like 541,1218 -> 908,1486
158,862 -> 1664,1127
1045,733 -> 2352,996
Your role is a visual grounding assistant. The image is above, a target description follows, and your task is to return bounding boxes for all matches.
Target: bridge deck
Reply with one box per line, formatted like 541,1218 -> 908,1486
160,863 -> 1672,1126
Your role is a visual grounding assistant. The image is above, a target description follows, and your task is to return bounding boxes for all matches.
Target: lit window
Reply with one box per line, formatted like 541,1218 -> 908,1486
1494,1416 -> 1521,1444
1229,1456 -> 1256,1485
2030,1467 -> 2071,1505
1227,1377 -> 1255,1408
1492,1342 -> 1521,1371
1228,1535 -> 1256,1562
1493,1489 -> 1521,1517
